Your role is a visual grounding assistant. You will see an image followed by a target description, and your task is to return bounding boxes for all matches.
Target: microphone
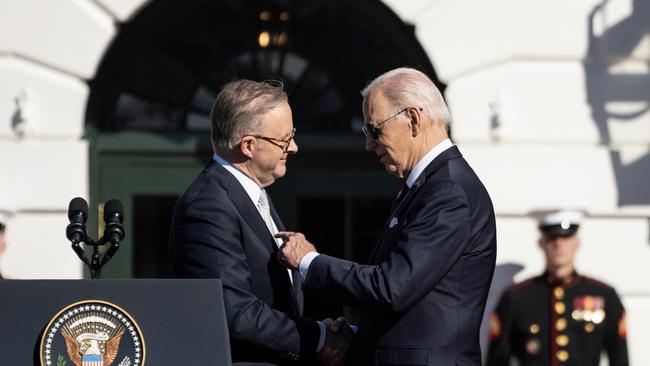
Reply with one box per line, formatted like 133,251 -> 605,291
103,199 -> 125,245
66,197 -> 88,244
66,197 -> 89,265
100,199 -> 124,266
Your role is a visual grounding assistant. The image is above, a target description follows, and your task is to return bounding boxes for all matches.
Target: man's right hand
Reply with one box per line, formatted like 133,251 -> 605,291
320,317 -> 354,366
275,231 -> 316,269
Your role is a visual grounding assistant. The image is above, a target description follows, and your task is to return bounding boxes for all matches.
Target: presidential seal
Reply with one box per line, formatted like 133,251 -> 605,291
40,300 -> 145,366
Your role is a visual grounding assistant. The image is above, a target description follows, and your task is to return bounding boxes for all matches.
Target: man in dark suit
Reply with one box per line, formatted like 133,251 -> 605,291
277,67 -> 497,366
169,79 -> 347,365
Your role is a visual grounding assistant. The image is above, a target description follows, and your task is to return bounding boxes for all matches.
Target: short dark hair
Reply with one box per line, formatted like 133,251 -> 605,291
0,223 -> 5,233
210,79 -> 288,151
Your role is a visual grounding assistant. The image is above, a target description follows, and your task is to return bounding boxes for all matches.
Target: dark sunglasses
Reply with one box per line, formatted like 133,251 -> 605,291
362,107 -> 423,139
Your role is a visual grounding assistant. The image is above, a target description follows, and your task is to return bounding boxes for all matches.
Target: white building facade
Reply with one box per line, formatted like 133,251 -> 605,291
0,0 -> 648,364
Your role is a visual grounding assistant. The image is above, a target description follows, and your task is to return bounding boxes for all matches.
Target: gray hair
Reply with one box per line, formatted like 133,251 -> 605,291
361,67 -> 450,129
210,79 -> 288,151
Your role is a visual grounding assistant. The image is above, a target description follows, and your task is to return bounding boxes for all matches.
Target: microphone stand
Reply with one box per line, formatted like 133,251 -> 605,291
73,235 -> 121,279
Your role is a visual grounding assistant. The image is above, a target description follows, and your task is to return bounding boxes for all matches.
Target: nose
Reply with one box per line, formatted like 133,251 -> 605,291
287,137 -> 298,154
365,136 -> 377,152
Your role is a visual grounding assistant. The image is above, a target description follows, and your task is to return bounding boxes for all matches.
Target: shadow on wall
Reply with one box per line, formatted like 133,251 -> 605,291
479,262 -> 525,359
585,0 -> 650,205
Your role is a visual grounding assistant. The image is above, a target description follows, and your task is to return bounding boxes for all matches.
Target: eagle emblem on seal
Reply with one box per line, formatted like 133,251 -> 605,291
40,301 -> 145,366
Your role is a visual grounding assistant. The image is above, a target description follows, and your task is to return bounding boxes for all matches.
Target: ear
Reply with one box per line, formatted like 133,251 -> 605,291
239,136 -> 257,159
407,107 -> 423,137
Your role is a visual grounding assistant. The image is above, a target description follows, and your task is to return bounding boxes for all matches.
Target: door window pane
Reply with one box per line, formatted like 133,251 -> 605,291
133,195 -> 178,278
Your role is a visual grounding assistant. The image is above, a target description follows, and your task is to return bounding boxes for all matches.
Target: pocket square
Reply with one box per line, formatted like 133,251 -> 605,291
389,216 -> 398,228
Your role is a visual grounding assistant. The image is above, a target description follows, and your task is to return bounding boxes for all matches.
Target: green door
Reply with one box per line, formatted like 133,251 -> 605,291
93,154 -> 205,278
89,132 -> 210,278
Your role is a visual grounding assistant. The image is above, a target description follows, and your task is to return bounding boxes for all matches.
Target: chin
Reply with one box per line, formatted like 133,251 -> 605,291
273,168 -> 287,180
384,163 -> 397,174
551,259 -> 568,268
387,167 -> 405,179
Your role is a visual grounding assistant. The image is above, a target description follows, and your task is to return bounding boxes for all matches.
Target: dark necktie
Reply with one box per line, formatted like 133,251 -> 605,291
390,183 -> 409,212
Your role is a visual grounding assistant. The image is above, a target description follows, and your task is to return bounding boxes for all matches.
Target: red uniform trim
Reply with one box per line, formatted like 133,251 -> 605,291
507,276 -> 537,292
550,286 -> 558,366
582,275 -> 615,290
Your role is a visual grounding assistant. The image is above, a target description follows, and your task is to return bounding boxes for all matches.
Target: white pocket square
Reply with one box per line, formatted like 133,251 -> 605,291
389,217 -> 398,228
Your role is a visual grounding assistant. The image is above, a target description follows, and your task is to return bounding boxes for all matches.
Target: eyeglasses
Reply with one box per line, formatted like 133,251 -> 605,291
250,128 -> 296,152
362,107 -> 423,139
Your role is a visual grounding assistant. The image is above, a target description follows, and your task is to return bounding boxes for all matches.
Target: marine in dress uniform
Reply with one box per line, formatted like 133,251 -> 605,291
487,210 -> 629,366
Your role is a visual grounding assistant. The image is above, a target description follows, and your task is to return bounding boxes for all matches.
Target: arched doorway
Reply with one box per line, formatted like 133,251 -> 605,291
86,0 -> 441,320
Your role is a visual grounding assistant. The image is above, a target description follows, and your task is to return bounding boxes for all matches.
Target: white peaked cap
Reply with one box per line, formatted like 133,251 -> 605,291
532,209 -> 585,236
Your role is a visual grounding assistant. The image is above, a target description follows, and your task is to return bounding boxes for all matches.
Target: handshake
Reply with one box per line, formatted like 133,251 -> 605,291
273,231 -> 355,365
319,316 -> 355,366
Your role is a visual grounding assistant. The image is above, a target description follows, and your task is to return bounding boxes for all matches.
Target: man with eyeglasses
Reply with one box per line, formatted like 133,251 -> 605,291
170,79 -> 351,366
276,67 -> 497,365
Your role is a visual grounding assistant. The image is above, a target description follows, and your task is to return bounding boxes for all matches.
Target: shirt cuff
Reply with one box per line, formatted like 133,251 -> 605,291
299,251 -> 319,282
316,321 -> 326,352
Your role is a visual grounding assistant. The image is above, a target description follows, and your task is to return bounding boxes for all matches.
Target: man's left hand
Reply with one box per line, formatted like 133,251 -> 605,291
320,317 -> 354,366
275,231 -> 315,269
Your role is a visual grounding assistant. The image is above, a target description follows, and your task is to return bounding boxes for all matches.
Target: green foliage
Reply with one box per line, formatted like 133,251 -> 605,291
56,355 -> 67,366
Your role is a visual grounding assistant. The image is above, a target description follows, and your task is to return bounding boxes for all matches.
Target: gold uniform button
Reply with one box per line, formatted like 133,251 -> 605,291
554,287 -> 564,299
585,323 -> 595,332
529,324 -> 540,334
555,302 -> 566,314
557,350 -> 569,362
556,318 -> 567,331
556,335 -> 569,346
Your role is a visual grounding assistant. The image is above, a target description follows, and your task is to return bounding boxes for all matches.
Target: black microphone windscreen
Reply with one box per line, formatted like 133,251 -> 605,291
104,199 -> 124,221
68,197 -> 88,220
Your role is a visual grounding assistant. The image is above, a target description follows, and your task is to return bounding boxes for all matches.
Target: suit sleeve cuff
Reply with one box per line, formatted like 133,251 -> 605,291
299,251 -> 319,282
316,320 -> 326,352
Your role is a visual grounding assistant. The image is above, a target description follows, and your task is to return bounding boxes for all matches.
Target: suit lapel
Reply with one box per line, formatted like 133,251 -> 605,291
207,162 -> 302,314
269,196 -> 303,314
205,162 -> 276,253
369,146 -> 463,263
368,184 -> 422,263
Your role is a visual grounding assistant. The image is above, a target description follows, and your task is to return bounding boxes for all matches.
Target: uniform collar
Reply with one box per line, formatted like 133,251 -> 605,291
542,270 -> 581,287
